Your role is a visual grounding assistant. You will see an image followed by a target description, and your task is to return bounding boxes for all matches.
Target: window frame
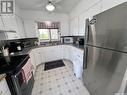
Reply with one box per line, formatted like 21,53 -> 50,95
38,28 -> 60,42
38,29 -> 50,40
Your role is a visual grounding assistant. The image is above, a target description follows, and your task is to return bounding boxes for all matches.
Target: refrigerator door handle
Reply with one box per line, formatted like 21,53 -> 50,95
83,46 -> 88,69
85,19 -> 90,44
87,25 -> 90,42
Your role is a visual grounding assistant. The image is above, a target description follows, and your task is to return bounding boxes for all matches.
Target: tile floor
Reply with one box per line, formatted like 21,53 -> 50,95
32,59 -> 90,95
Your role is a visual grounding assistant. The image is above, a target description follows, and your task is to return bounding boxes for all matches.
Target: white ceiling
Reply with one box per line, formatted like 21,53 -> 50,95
15,0 -> 81,13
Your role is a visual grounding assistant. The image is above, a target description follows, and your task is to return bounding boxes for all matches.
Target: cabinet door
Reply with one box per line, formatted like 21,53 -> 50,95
2,15 -> 20,39
60,20 -> 69,36
44,46 -> 62,62
76,49 -> 84,66
70,20 -> 74,36
0,16 -> 4,30
62,45 -> 70,59
44,47 -> 52,62
29,50 -> 36,74
57,46 -> 63,59
33,49 -> 42,66
73,17 -> 79,36
40,48 -> 46,63
45,46 -> 58,62
52,46 -> 62,60
70,17 -> 79,36
69,46 -> 76,62
6,32 -> 18,39
78,16 -> 86,36
23,20 -> 38,38
15,16 -> 26,38
0,78 -> 11,95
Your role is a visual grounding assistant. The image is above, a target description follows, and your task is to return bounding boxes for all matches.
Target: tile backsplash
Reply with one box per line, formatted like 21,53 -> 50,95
0,38 -> 38,53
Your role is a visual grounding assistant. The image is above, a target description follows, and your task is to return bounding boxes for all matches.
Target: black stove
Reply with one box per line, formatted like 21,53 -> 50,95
0,55 -> 34,95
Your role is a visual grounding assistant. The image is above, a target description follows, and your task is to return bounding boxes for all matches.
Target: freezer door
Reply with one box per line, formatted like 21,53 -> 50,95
83,45 -> 127,95
87,2 -> 127,52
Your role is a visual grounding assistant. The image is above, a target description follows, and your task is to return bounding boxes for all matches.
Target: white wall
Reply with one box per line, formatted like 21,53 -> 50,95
69,0 -> 127,36
20,10 -> 69,37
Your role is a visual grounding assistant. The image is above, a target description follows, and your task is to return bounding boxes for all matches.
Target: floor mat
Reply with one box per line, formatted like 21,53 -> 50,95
44,60 -> 65,71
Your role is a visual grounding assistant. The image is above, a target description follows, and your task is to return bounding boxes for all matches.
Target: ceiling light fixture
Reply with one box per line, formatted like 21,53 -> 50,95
46,2 -> 55,12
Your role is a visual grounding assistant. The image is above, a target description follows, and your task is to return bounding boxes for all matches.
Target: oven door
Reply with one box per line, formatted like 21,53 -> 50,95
7,69 -> 23,95
10,68 -> 34,95
6,57 -> 34,95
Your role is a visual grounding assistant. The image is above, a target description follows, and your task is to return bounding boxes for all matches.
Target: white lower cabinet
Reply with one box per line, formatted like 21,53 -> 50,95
61,45 -> 83,79
0,78 -> 11,95
33,48 -> 42,66
69,46 -> 84,79
73,60 -> 83,79
30,45 -> 84,79
44,46 -> 62,62
40,48 -> 46,63
33,46 -> 63,66
45,47 -> 55,62
29,50 -> 36,75
61,45 -> 70,59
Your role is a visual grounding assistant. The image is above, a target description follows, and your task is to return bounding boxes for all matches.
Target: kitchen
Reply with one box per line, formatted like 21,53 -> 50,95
0,0 -> 127,95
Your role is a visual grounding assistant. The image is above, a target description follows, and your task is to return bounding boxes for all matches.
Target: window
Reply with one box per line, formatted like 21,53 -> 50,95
51,29 -> 59,40
39,29 -> 50,40
39,29 -> 59,41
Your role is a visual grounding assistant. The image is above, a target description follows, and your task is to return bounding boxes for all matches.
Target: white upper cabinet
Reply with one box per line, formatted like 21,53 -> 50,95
78,15 -> 86,36
0,14 -> 26,39
15,15 -> 26,38
2,15 -> 18,32
78,2 -> 102,36
102,0 -> 127,12
69,2 -> 102,36
60,21 -> 69,36
0,16 -> 5,31
70,17 -> 79,36
23,19 -> 38,38
2,15 -> 20,39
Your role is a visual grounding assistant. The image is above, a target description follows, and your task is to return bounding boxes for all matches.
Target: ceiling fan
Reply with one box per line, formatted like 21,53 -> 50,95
35,0 -> 62,12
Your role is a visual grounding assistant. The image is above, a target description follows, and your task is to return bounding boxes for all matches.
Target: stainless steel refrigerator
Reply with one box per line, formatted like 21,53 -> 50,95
83,2 -> 127,95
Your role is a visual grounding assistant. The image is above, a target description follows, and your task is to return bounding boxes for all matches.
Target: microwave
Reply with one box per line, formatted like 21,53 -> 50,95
64,37 -> 73,44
